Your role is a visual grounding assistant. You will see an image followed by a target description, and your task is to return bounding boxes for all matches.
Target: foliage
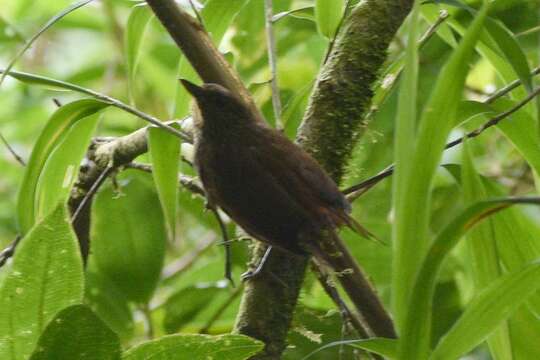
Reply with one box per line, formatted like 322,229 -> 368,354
0,0 -> 539,359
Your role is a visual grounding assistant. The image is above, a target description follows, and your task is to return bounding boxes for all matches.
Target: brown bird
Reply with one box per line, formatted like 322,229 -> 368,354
181,80 -> 371,277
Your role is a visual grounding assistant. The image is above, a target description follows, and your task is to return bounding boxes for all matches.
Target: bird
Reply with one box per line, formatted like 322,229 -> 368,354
181,79 -> 372,278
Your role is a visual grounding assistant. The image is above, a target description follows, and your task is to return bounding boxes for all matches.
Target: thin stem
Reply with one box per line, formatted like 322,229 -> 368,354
418,10 -> 449,44
199,284 -> 243,334
344,85 -> 540,200
141,303 -> 155,339
485,65 -> 540,103
322,0 -> 353,65
0,131 -> 25,166
161,233 -> 215,282
264,0 -> 283,130
71,166 -> 113,223
0,69 -> 192,142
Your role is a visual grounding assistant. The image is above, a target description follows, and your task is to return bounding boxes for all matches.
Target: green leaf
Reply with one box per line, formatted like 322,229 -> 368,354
484,18 -> 532,93
85,261 -> 134,340
393,2 -> 490,342
122,334 -> 263,360
173,0 -> 250,118
430,261 -> 540,360
303,338 -> 397,360
400,196 -> 540,360
125,4 -> 153,103
91,173 -> 166,303
461,141 -> 513,360
0,205 -> 84,360
35,113 -> 100,223
162,283 -> 226,333
17,99 -> 108,233
148,125 -> 181,241
28,305 -> 121,360
315,0 -> 344,39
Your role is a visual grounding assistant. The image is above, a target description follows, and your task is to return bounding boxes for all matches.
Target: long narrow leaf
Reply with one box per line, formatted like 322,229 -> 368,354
392,0 -> 420,330
148,125 -> 182,241
394,2 -> 490,343
430,261 -> 540,360
125,4 -> 153,103
401,196 -> 540,360
461,142 -> 513,360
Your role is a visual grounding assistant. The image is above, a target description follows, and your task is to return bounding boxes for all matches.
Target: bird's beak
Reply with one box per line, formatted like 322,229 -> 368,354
180,79 -> 204,98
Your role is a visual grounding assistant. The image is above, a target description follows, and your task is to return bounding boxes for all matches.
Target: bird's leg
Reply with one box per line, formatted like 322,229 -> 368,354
241,245 -> 273,281
210,207 -> 235,287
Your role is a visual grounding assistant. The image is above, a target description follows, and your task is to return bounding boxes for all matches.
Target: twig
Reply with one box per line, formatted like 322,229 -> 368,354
343,85 -> 540,200
188,0 -> 205,29
418,10 -> 449,45
485,65 -> 540,103
322,0 -> 353,65
71,166 -> 113,223
0,131 -> 25,166
310,261 -> 369,339
0,235 -> 22,268
264,0 -> 283,130
124,162 -> 205,196
161,232 -> 215,281
0,69 -> 192,143
199,284 -> 243,334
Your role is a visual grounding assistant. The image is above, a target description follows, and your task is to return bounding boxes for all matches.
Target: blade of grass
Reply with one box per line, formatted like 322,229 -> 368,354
399,196 -> 540,360
393,1 -> 490,335
461,141 -> 513,360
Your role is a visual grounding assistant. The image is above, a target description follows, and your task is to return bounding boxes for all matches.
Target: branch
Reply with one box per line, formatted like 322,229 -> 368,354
145,0 -> 264,123
264,0 -> 283,130
343,84 -> 540,200
0,131 -> 25,166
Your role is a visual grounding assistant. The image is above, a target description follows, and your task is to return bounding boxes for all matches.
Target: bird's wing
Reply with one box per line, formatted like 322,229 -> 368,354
252,126 -> 349,213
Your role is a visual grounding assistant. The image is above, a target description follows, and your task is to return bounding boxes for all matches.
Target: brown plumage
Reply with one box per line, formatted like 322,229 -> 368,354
181,80 -> 369,256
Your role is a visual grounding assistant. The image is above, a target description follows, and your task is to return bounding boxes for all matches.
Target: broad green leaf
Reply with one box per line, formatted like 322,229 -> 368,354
148,125 -> 181,241
461,142 -> 512,360
315,0 -> 344,39
400,196 -> 540,360
162,283 -> 226,333
430,261 -> 540,360
85,261 -> 134,340
173,0 -> 249,118
28,305 -> 121,360
0,0 -> 95,87
35,113 -> 100,223
0,205 -> 84,360
17,99 -> 108,233
122,334 -> 263,360
91,173 -> 166,303
393,2 -> 489,341
125,4 -> 153,103
303,338 -> 397,360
